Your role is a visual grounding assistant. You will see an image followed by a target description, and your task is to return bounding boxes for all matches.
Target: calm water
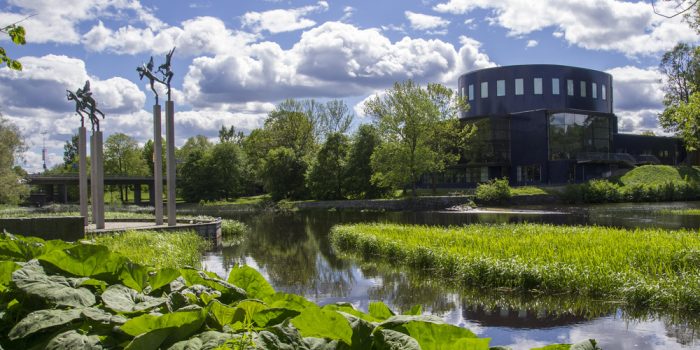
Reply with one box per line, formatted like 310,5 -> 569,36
199,202 -> 700,350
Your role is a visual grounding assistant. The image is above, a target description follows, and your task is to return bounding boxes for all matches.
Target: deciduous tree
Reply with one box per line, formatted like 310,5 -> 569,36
104,133 -> 147,202
307,133 -> 349,199
658,43 -> 700,150
0,115 -> 27,204
343,124 -> 386,199
0,22 -> 26,71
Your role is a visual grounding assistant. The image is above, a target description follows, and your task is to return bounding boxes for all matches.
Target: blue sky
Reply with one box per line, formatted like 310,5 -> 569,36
0,0 -> 697,172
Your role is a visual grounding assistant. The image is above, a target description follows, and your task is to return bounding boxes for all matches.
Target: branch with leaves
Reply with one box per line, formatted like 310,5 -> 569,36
0,21 -> 27,71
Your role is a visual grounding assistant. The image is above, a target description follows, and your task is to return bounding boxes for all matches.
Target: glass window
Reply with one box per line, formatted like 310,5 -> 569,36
602,84 -> 606,100
592,82 -> 597,99
461,87 -> 465,98
481,82 -> 488,98
548,113 -> 611,160
552,78 -> 560,95
515,78 -> 524,95
468,84 -> 474,101
567,79 -> 574,96
580,81 -> 586,97
497,80 -> 505,96
534,78 -> 542,95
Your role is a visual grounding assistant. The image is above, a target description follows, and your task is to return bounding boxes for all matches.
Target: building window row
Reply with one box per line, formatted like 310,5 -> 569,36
465,78 -> 607,101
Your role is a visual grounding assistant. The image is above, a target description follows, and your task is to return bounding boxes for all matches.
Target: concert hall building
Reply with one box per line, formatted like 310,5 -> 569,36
429,64 -> 685,186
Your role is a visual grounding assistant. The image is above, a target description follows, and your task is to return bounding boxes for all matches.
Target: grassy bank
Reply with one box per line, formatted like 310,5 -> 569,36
90,230 -> 211,269
330,223 -> 700,312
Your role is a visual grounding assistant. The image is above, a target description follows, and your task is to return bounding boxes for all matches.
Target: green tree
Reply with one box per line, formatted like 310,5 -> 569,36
62,134 -> 79,171
344,124 -> 387,199
177,135 -> 212,163
141,139 -> 166,177
363,80 -> 470,196
241,128 -> 272,191
262,147 -> 308,200
208,142 -> 246,200
104,133 -> 147,202
307,132 -> 349,199
319,99 -> 354,138
218,125 -> 244,144
658,43 -> 700,150
179,147 -> 211,202
0,115 -> 27,204
0,22 -> 26,71
265,109 -> 316,157
664,92 -> 700,150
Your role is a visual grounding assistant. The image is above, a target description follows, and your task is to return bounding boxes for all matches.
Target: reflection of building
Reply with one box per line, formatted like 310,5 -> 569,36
462,304 -> 591,328
428,65 -> 685,186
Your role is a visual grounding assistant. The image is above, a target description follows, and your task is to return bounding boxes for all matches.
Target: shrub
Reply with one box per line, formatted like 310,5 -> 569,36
221,219 -> 248,239
583,179 -> 620,203
475,177 -> 512,204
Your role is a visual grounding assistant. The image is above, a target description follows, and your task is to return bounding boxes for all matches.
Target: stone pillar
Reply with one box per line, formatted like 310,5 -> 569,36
153,104 -> 164,225
90,133 -> 97,224
148,183 -> 155,206
79,126 -> 88,226
134,184 -> 142,205
94,130 -> 105,229
165,100 -> 176,226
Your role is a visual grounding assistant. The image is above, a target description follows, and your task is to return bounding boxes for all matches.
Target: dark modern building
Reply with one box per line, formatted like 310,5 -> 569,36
429,64 -> 685,186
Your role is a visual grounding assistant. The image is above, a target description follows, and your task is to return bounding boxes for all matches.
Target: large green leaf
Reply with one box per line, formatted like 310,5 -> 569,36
291,307 -> 353,346
38,244 -> 127,281
340,312 -> 376,350
44,330 -> 103,350
81,307 -> 127,325
125,327 -> 173,350
369,301 -> 395,321
119,309 -> 205,341
101,284 -> 168,313
167,331 -> 237,350
257,323 -> 309,350
8,308 -> 82,340
373,329 -> 421,350
253,308 -> 301,327
12,261 -> 95,307
0,233 -> 73,261
117,262 -> 150,292
267,292 -> 316,312
0,261 -> 20,287
180,269 -> 246,303
323,303 -> 381,323
378,315 -> 486,350
148,267 -> 181,292
227,265 -> 276,301
235,299 -> 268,324
207,300 -> 239,329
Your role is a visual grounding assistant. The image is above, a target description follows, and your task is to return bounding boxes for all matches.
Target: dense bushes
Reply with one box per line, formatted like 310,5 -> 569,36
475,178 -> 512,203
563,179 -> 699,203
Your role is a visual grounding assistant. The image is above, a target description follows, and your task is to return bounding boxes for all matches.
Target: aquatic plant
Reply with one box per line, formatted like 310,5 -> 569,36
0,232 -> 599,349
330,223 -> 700,312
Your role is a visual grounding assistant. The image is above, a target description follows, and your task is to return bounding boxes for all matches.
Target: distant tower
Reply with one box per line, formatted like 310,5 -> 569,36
41,130 -> 48,171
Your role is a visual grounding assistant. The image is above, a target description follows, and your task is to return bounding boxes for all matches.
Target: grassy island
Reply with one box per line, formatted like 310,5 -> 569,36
330,223 -> 700,312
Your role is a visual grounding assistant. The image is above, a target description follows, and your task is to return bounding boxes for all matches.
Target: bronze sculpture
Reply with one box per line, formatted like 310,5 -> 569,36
157,47 -> 175,102
66,90 -> 86,128
137,56 -> 165,105
75,81 -> 105,131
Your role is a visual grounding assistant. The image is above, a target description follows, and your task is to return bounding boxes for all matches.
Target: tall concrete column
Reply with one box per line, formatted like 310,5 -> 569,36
165,100 -> 176,226
90,134 -> 97,224
79,127 -> 88,226
94,130 -> 105,229
153,104 -> 164,225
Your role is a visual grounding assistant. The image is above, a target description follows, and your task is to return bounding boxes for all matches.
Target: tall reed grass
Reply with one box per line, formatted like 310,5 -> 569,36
91,230 -> 211,269
330,223 -> 700,311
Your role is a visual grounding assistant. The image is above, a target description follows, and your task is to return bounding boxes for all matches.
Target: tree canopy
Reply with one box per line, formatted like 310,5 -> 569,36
0,115 -> 27,204
658,43 -> 700,150
0,22 -> 26,71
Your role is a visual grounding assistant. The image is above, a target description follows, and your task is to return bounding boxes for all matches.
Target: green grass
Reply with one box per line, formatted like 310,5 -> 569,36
91,230 -> 211,269
221,219 -> 249,239
196,194 -> 271,206
330,223 -> 700,312
659,208 -> 700,215
620,165 -> 700,186
511,186 -> 549,196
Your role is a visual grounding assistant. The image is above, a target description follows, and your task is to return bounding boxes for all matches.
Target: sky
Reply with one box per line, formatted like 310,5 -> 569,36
0,0 -> 698,173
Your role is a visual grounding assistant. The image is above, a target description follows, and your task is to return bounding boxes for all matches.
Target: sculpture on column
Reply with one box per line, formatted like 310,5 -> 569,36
67,80 -> 105,228
137,47 -> 176,226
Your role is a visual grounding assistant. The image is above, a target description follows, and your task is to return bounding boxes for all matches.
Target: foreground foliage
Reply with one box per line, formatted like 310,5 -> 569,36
0,233 -> 599,349
330,223 -> 700,313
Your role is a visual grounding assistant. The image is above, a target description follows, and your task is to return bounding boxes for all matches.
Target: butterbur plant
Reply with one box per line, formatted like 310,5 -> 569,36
0,232 -> 599,349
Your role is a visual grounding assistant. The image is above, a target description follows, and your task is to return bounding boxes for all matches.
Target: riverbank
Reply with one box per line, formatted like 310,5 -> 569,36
330,222 -> 700,312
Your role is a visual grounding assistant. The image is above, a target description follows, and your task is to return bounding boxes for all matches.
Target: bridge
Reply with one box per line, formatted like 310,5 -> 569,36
26,174 -> 164,205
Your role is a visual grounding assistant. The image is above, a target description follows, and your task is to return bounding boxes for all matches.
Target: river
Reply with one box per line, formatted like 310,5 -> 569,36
199,202 -> 700,349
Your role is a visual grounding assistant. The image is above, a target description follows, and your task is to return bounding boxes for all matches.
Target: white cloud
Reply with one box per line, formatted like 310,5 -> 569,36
405,11 -> 450,31
433,0 -> 699,56
606,66 -> 666,133
341,6 -> 356,22
241,1 -> 329,34
182,22 -> 496,107
526,39 -> 538,48
0,0 -> 163,44
82,17 -> 259,56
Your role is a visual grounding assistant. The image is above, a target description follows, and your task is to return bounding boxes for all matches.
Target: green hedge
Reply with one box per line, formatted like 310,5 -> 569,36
563,179 -> 699,204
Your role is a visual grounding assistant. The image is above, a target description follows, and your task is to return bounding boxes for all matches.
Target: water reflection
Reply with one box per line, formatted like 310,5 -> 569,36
200,203 -> 700,349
